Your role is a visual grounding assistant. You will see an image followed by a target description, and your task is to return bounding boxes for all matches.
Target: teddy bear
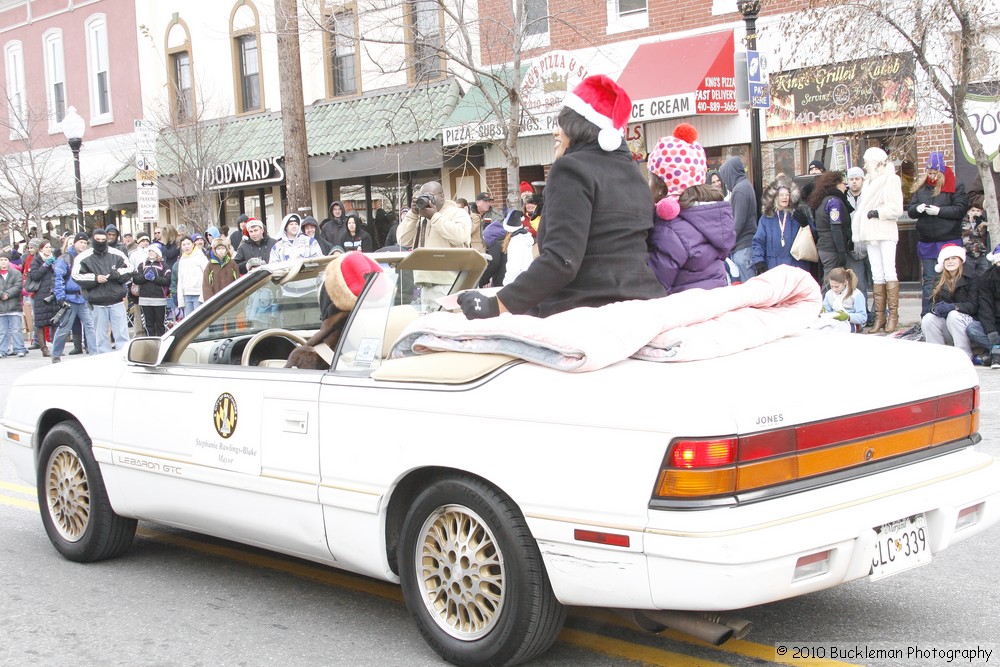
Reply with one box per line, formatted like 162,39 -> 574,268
284,252 -> 383,370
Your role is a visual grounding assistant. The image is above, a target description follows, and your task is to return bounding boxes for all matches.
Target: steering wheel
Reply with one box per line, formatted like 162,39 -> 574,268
240,328 -> 309,366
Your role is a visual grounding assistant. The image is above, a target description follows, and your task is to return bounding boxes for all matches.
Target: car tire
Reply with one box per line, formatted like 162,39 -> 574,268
398,475 -> 565,667
37,421 -> 137,563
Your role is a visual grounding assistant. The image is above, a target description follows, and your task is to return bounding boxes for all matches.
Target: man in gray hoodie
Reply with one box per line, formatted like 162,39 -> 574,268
719,157 -> 758,282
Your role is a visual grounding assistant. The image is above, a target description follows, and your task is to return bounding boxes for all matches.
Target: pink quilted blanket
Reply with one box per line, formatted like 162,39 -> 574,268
389,265 -> 821,372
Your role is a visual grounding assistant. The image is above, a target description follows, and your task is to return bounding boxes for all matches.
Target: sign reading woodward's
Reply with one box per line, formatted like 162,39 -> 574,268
766,53 -> 916,139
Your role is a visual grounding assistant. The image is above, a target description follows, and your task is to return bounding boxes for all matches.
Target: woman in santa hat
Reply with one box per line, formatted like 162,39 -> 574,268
457,75 -> 665,319
921,243 -> 978,360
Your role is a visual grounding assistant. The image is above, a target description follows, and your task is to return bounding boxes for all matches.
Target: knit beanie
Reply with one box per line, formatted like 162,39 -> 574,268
647,123 -> 707,221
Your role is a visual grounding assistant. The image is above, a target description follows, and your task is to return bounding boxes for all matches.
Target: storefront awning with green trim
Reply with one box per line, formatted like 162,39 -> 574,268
108,80 -> 461,203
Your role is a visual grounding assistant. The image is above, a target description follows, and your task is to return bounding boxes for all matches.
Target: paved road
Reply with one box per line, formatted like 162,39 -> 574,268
1,352 -> 997,666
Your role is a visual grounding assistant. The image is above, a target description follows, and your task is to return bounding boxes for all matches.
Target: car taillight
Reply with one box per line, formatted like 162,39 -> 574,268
654,388 -> 978,501
669,438 -> 737,468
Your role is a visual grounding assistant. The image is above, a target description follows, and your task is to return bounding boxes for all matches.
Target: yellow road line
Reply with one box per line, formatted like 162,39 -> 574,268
141,528 -> 728,665
3,500 -> 861,667
139,528 -> 405,603
578,609 -> 862,667
0,494 -> 38,510
0,480 -> 35,495
560,627 -> 732,667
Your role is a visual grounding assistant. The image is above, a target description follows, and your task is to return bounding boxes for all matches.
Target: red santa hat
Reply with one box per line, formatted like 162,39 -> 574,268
562,74 -> 632,152
935,243 -> 966,272
324,252 -> 383,311
647,123 -> 707,221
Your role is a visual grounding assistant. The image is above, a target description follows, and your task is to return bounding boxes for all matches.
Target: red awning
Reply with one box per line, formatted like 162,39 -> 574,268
618,31 -> 737,123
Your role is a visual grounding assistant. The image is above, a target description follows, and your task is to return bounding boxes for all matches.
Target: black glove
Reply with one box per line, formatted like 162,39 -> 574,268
836,252 -> 847,268
753,262 -> 767,276
457,290 -> 500,320
867,210 -> 879,219
988,331 -> 999,346
792,208 -> 810,227
931,302 -> 957,318
42,293 -> 56,304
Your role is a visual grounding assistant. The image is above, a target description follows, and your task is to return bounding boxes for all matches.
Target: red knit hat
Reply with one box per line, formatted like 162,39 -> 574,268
324,252 -> 383,311
562,74 -> 632,152
648,123 -> 707,221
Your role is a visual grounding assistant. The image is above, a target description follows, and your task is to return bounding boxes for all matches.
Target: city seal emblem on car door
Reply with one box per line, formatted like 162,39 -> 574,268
213,393 -> 238,439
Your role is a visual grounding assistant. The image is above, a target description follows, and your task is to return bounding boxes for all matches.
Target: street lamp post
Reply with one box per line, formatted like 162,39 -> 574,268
738,0 -> 763,213
61,106 -> 86,234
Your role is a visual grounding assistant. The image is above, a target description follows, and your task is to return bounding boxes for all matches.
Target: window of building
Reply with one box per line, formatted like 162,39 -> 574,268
518,0 -> 550,49
231,2 -> 264,115
237,35 -> 261,112
42,30 -> 66,129
172,51 -> 193,122
327,11 -> 359,97
606,0 -> 648,34
85,15 -> 112,122
4,41 -> 26,138
408,0 -> 443,83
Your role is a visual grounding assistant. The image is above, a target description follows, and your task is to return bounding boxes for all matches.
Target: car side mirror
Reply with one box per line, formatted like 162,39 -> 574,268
127,337 -> 161,366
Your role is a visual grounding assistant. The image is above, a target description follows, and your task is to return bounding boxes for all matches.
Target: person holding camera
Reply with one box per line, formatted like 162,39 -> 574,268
397,181 -> 472,311
27,239 -> 59,357
49,233 -> 97,363
72,228 -> 132,355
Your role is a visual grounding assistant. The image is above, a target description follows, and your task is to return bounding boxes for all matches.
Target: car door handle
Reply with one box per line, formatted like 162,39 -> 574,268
283,410 -> 308,434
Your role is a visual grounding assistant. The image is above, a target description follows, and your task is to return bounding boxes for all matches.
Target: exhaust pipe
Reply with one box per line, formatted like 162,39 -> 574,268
697,612 -> 754,640
614,609 -> 745,646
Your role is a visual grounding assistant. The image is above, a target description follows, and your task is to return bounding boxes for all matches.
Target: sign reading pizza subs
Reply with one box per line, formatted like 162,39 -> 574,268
766,53 -> 916,140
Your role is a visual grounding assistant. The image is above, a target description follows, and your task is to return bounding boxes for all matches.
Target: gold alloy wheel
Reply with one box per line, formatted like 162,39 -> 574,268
45,445 -> 90,543
415,504 -> 506,640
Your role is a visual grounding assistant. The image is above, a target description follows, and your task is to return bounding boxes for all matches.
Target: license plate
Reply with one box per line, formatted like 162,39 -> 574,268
869,513 -> 931,581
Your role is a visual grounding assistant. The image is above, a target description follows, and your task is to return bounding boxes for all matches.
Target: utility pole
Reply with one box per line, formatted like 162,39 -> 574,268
275,0 -> 311,218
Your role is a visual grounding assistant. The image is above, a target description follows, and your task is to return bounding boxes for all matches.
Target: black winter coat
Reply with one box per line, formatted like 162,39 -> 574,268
28,259 -> 59,326
976,266 -> 1000,335
931,266 -> 978,316
908,184 -> 969,242
234,236 -> 277,273
73,247 -> 131,305
132,260 -> 172,299
497,142 -> 666,317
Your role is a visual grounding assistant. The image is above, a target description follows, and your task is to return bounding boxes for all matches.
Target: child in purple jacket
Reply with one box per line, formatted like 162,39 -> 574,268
647,124 -> 736,294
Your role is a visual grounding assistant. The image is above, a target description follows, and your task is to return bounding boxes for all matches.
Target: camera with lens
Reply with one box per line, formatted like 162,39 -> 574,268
50,301 -> 71,327
413,195 -> 432,210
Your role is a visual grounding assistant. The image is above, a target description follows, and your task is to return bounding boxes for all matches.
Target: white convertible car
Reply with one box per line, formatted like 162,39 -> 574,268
3,249 -> 999,667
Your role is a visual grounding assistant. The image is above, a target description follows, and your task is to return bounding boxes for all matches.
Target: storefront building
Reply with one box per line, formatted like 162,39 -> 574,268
107,82 -> 459,242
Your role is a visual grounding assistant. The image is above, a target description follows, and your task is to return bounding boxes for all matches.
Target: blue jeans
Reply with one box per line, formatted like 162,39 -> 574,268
0,312 -> 26,355
91,302 -> 130,354
729,247 -> 755,283
920,257 -> 937,316
51,301 -> 97,358
966,320 -> 997,352
184,295 -> 202,315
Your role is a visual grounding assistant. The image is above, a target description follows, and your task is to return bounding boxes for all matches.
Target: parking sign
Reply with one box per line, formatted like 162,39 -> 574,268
747,50 -> 770,109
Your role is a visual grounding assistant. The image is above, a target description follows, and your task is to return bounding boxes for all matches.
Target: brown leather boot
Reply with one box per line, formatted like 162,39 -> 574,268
870,283 -> 886,332
884,281 -> 900,333
35,328 -> 50,357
